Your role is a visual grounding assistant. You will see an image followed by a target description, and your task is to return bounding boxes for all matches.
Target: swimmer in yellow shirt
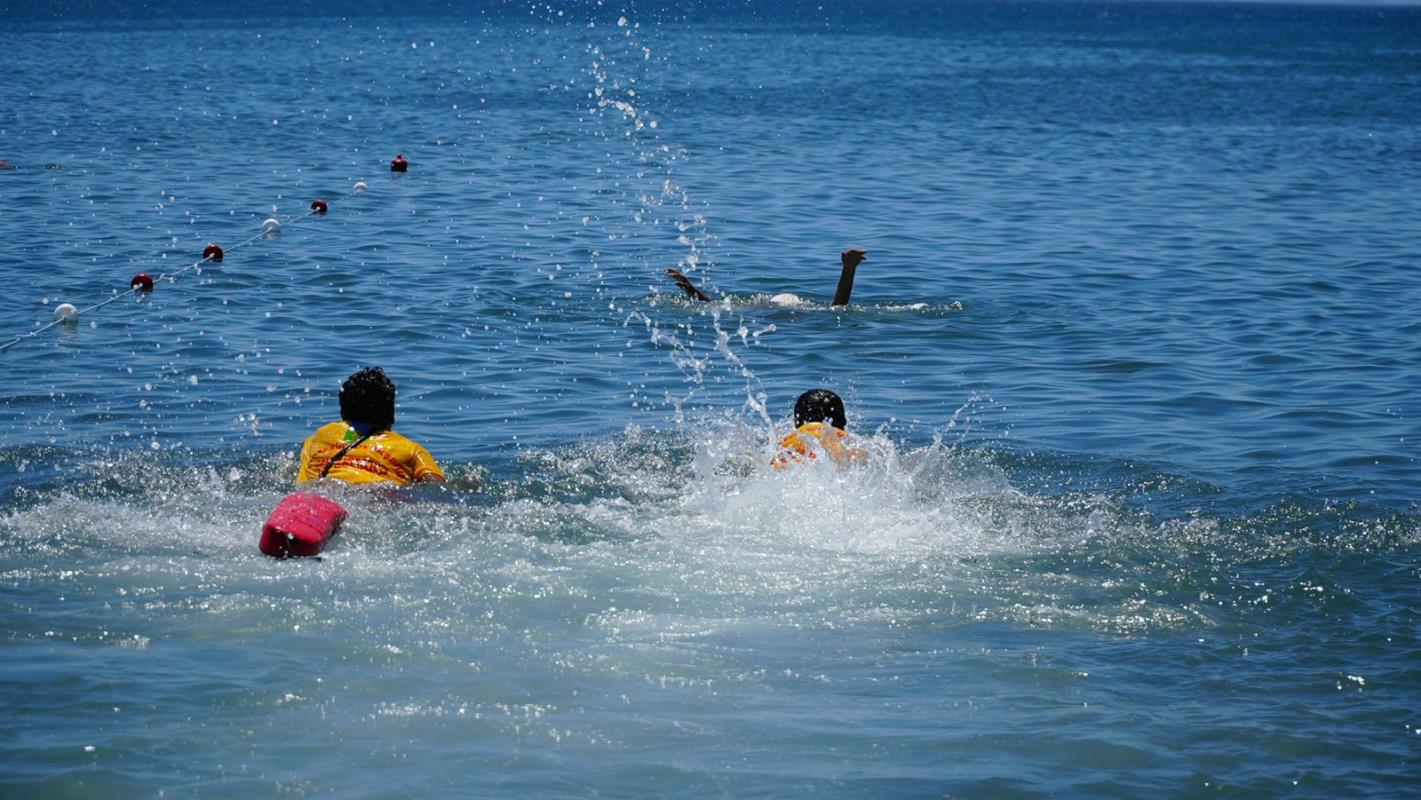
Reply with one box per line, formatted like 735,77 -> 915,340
296,367 -> 448,486
772,388 -> 869,469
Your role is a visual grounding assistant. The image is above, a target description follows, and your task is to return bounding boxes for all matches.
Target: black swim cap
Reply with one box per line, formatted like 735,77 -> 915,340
339,367 -> 397,430
794,388 -> 847,430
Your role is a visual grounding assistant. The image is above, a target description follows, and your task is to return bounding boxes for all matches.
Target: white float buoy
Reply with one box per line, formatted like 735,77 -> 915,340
53,303 -> 79,322
262,218 -> 281,236
354,181 -> 368,192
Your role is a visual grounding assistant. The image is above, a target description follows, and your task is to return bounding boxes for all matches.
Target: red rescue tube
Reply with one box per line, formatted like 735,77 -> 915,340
259,492 -> 348,559
390,153 -> 409,172
130,272 -> 154,292
310,198 -> 328,214
203,243 -> 224,263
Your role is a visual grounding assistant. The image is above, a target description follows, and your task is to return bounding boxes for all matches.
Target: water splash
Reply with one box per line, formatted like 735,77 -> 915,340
570,8 -> 783,430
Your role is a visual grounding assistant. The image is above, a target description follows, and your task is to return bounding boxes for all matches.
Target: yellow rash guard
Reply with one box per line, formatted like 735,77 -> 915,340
296,421 -> 446,486
771,421 -> 865,469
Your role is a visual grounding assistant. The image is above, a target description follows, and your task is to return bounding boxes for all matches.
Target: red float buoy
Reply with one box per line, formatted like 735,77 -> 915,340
311,198 -> 328,214
130,272 -> 154,292
203,243 -> 224,263
259,492 -> 349,559
390,154 -> 409,173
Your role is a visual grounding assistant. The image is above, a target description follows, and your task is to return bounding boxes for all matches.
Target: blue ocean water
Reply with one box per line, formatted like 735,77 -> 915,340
2,0 -> 1419,796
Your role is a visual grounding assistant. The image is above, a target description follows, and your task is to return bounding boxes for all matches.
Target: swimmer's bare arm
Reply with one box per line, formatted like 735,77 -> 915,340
415,472 -> 485,492
835,433 -> 871,466
831,248 -> 867,306
666,268 -> 714,302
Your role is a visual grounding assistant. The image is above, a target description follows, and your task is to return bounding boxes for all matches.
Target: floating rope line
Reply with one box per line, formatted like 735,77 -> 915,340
0,163 -> 397,354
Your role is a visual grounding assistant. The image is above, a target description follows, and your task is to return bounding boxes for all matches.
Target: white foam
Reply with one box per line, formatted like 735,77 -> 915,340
671,420 -> 1026,560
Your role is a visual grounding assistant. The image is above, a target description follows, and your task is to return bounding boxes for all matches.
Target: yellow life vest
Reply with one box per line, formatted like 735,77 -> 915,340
771,422 -> 863,469
296,421 -> 446,486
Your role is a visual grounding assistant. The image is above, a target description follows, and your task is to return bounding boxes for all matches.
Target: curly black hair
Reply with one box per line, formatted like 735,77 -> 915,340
793,388 -> 847,430
339,367 -> 397,430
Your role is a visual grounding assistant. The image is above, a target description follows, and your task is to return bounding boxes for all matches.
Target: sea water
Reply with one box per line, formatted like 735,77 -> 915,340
1,1 -> 1419,796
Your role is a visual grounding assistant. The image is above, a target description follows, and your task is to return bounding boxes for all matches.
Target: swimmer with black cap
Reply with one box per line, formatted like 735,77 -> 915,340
296,367 -> 468,487
771,388 -> 869,469
667,248 -> 868,306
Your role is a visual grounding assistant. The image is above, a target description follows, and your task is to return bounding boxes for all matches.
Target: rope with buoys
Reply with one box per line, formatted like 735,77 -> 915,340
0,158 -> 404,354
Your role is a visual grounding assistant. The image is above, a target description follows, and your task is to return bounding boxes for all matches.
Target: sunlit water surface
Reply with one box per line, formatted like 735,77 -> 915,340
2,1 -> 1419,797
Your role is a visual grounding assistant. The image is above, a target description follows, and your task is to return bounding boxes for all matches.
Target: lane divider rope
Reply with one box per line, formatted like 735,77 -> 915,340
0,156 -> 408,354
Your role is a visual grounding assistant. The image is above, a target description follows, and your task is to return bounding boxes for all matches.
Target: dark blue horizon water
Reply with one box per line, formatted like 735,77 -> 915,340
3,1 -> 1420,797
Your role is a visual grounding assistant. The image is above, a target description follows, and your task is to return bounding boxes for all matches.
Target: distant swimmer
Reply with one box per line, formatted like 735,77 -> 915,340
667,248 -> 868,307
296,366 -> 460,487
771,388 -> 869,469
